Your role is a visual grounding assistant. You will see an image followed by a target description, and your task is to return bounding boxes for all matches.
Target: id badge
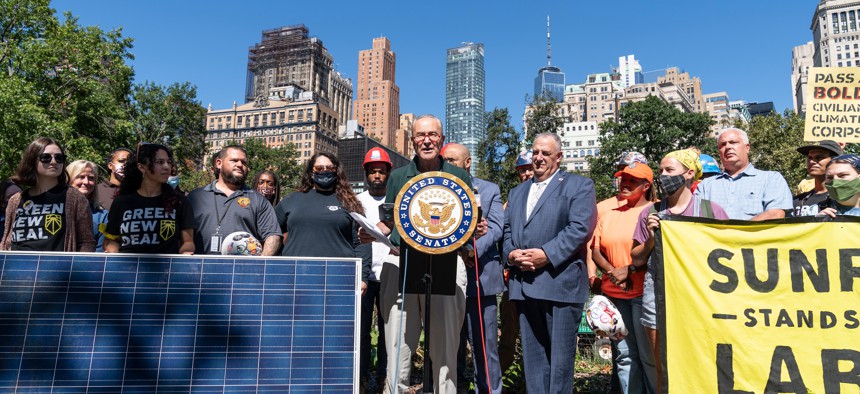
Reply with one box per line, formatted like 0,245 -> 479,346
210,235 -> 222,253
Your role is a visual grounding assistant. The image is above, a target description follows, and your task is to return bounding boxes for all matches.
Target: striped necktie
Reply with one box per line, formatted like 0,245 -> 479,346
526,182 -> 545,220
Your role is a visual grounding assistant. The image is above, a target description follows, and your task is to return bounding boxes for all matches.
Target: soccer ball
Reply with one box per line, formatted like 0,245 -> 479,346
586,295 -> 628,340
221,231 -> 263,256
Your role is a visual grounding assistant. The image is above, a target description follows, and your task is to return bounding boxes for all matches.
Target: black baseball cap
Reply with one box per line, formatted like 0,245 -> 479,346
796,140 -> 843,156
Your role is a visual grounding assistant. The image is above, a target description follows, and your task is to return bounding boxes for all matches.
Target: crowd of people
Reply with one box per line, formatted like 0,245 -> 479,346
0,121 -> 858,394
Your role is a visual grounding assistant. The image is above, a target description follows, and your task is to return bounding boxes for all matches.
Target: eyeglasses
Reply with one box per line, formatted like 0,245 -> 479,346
38,153 -> 67,164
313,165 -> 337,173
413,132 -> 441,142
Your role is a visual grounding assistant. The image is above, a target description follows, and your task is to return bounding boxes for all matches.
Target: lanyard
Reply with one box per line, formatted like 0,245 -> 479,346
212,191 -> 235,235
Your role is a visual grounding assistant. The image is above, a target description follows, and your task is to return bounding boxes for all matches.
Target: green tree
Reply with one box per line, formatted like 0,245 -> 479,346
475,107 -> 522,201
523,93 -> 563,146
744,110 -> 807,190
221,138 -> 303,195
0,77 -> 53,173
0,0 -> 136,176
22,11 -> 136,163
128,81 -> 208,169
1,0 -> 55,77
588,96 -> 715,200
0,1 -> 209,183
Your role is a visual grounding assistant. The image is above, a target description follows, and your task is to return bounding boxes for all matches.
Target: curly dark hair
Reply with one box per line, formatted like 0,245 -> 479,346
12,137 -> 69,188
252,170 -> 281,205
299,152 -> 364,215
120,143 -> 181,214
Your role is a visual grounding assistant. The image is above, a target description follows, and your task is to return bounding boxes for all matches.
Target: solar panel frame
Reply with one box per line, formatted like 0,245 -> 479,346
0,251 -> 360,393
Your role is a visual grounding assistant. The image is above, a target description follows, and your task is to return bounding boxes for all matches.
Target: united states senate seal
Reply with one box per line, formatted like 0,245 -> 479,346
394,171 -> 477,254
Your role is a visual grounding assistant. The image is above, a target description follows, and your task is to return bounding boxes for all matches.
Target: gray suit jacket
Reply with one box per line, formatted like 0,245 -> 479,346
503,170 -> 596,304
467,177 -> 505,297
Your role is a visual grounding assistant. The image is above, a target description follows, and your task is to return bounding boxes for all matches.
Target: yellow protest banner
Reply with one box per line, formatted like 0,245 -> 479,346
804,66 -> 860,143
657,217 -> 860,393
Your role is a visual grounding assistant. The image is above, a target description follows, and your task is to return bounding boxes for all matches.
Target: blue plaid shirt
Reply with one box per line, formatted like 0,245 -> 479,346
696,164 -> 792,220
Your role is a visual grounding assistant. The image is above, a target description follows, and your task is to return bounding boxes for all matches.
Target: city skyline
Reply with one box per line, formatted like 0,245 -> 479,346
54,0 -> 813,132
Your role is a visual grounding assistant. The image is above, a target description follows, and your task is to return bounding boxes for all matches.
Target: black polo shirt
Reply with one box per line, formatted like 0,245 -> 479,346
187,181 -> 281,254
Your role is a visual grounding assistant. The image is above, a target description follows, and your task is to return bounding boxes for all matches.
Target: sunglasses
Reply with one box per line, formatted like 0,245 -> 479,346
38,153 -> 67,164
313,165 -> 337,173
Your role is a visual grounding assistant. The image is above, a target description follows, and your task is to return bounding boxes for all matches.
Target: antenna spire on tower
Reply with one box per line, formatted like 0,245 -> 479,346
546,15 -> 551,67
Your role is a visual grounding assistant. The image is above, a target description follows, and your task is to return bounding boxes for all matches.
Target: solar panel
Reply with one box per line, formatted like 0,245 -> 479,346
0,252 -> 360,393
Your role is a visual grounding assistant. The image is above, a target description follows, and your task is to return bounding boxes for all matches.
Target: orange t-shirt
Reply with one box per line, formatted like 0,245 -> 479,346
594,202 -> 652,299
590,197 -> 624,249
596,196 -> 625,217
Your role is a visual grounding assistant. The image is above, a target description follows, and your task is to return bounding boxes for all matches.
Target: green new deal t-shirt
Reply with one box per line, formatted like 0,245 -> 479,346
10,185 -> 67,252
104,192 -> 194,254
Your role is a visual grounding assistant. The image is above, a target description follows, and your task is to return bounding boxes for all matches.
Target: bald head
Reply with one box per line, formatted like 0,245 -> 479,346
442,143 -> 471,172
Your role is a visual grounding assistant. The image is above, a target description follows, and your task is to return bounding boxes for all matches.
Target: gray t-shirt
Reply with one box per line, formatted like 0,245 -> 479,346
187,182 -> 281,254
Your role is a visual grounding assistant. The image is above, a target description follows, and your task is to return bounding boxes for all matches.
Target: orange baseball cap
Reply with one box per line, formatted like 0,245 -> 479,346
614,162 -> 653,183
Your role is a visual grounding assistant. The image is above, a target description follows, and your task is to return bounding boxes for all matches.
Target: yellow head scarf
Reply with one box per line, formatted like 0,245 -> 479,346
665,149 -> 702,180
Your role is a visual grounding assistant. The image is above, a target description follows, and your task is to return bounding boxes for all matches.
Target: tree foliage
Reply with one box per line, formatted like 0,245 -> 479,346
0,0 -> 56,77
476,107 -> 522,201
523,93 -> 563,146
129,81 -> 207,169
743,110 -> 808,190
220,138 -> 303,195
588,96 -> 715,200
0,0 -> 207,182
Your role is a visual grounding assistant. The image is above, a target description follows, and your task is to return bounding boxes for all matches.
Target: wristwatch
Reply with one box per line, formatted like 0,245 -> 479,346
628,264 -> 638,273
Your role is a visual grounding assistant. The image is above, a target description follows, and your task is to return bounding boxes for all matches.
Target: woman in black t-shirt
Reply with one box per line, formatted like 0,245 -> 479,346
252,170 -> 281,206
103,143 -> 195,254
0,137 -> 96,252
275,152 -> 369,268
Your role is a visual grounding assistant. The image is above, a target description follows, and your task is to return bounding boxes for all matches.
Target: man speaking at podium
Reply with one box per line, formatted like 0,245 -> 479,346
374,114 -> 485,394
503,132 -> 596,393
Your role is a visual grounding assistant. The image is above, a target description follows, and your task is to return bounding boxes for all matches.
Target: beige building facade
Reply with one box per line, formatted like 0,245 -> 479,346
394,113 -> 415,158
657,67 -> 704,112
811,0 -> 860,68
245,25 -> 351,130
623,81 -> 695,113
205,86 -> 338,162
792,42 -> 814,114
353,37 -> 400,148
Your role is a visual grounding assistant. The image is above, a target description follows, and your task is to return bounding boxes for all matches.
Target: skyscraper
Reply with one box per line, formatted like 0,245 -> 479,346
792,42 -> 814,113
245,25 -> 351,127
616,55 -> 644,89
533,16 -> 565,101
353,37 -> 400,147
791,1 -> 860,114
810,0 -> 860,68
445,42 -> 485,165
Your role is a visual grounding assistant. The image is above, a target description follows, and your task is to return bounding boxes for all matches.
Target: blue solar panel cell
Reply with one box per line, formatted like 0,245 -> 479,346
0,252 -> 360,393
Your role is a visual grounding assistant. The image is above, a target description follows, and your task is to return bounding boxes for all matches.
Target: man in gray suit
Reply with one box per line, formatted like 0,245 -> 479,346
441,143 -> 504,394
503,133 -> 596,393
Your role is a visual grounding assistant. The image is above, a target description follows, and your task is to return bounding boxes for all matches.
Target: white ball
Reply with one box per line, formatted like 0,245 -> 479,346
586,295 -> 628,340
221,231 -> 263,256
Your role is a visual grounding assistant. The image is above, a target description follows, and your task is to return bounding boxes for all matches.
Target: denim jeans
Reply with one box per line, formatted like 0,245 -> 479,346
640,270 -> 657,329
609,296 -> 657,394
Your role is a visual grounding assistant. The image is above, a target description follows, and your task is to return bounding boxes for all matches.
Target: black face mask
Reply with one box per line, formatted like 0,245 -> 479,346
656,174 -> 686,197
313,171 -> 337,189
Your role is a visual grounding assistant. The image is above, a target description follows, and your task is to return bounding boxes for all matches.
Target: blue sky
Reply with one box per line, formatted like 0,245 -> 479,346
54,1 -> 815,131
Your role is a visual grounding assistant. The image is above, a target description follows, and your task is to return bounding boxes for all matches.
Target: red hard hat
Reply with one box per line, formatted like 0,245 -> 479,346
363,147 -> 392,169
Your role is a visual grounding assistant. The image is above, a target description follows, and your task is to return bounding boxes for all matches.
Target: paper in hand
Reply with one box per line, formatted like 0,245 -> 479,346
349,212 -> 398,252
